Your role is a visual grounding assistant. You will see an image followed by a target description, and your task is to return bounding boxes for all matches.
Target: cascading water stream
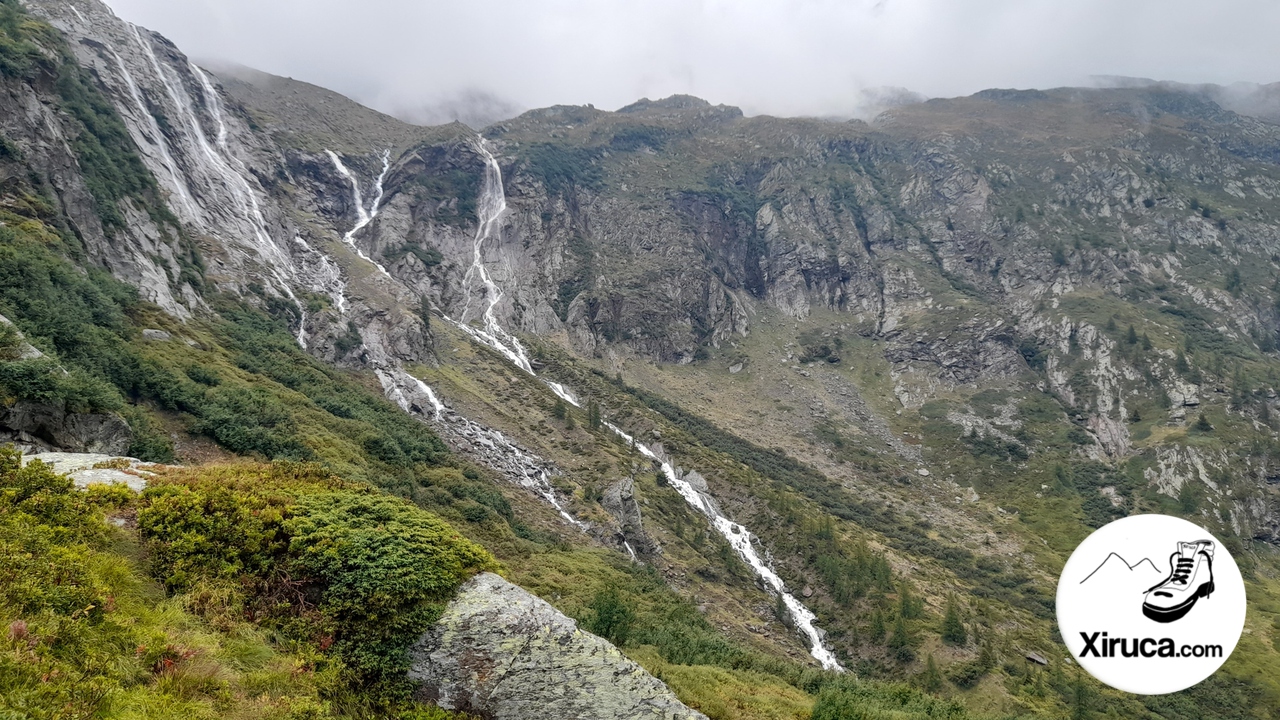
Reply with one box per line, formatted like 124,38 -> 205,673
453,135 -> 844,672
605,421 -> 843,671
319,149 -> 583,529
107,48 -> 199,221
453,138 -> 535,374
325,150 -> 393,277
127,25 -> 302,333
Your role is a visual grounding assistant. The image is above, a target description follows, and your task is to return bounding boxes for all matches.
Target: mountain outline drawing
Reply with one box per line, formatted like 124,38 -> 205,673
1079,552 -> 1162,584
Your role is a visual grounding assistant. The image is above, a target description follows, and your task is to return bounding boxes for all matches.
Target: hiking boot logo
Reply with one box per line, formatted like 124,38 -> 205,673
1141,540 -> 1215,624
1058,515 -> 1246,695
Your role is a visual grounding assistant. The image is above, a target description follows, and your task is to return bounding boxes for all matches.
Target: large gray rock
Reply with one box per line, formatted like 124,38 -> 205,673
0,402 -> 132,455
409,573 -> 707,720
21,452 -> 157,492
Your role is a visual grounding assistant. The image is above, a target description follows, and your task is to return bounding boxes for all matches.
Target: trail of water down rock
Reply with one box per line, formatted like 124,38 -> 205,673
374,367 -> 587,530
325,150 -> 393,277
127,26 -> 302,326
318,148 -> 584,529
290,236 -> 350,349
107,48 -> 199,221
455,135 -> 844,671
453,138 -> 535,374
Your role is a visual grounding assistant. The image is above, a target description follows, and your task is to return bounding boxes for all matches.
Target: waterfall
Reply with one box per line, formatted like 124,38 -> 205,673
605,422 -> 842,671
325,149 -> 393,277
455,138 -> 535,374
107,48 -> 199,221
292,236 -> 348,315
376,367 -> 444,421
452,135 -> 844,671
375,366 -> 586,529
126,25 -> 300,323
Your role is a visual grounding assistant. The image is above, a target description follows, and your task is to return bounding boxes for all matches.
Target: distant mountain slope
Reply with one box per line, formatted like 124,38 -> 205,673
207,61 -> 460,154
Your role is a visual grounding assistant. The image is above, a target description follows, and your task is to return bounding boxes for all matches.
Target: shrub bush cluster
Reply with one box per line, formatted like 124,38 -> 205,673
137,462 -> 497,696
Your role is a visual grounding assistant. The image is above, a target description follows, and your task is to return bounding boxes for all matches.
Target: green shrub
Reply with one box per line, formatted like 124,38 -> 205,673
284,491 -> 496,687
138,464 -> 496,695
521,143 -> 604,194
811,676 -> 968,720
946,659 -> 990,689
586,584 -> 635,646
942,595 -> 967,645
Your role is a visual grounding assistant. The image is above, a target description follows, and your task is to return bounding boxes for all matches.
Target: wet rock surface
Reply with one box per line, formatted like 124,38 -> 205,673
409,572 -> 707,720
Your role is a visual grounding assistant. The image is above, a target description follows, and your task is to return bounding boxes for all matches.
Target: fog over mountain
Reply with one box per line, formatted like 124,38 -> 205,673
102,0 -> 1280,125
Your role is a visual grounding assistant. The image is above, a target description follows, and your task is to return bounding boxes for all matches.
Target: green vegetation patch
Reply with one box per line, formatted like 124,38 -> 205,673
0,448 -> 483,719
139,461 -> 497,699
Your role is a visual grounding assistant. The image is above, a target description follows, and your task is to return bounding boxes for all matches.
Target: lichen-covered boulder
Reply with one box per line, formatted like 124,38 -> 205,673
408,572 -> 707,720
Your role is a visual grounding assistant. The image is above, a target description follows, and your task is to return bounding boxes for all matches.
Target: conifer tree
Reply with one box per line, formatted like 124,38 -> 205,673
942,595 -> 967,645
921,654 -> 943,692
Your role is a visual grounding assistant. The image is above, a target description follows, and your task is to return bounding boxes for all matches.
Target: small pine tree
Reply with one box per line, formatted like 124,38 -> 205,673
587,401 -> 602,430
565,412 -> 576,430
942,595 -> 967,645
978,640 -> 997,670
1129,407 -> 1142,423
870,609 -> 886,642
1052,244 -> 1068,266
552,397 -> 568,420
1175,352 -> 1191,375
921,654 -> 943,692
1126,325 -> 1139,345
1141,332 -> 1153,351
1072,669 -> 1091,720
889,613 -> 914,663
1226,267 -> 1243,296
1194,413 -> 1213,432
1105,317 -> 1117,333
899,582 -> 923,619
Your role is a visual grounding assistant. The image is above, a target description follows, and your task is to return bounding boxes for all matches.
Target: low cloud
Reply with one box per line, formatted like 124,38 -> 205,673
103,0 -> 1280,124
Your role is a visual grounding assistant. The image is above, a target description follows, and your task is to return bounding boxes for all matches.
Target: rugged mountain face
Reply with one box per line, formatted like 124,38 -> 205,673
6,0 -> 1280,717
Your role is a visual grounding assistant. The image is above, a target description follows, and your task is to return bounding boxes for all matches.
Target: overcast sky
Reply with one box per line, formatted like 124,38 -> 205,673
103,0 -> 1280,125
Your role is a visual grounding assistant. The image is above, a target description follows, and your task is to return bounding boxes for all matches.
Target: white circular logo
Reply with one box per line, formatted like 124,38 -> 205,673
1056,514 -> 1245,695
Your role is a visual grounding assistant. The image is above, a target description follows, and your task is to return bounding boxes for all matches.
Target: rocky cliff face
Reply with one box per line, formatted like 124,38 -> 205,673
409,572 -> 707,720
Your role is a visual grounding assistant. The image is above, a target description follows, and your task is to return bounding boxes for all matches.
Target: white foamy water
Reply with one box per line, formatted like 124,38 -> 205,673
451,135 -> 843,671
376,367 -> 444,421
376,368 -> 585,528
126,25 -> 299,319
454,139 -> 535,375
325,150 -> 393,277
292,236 -> 348,316
107,48 -> 199,221
606,423 -> 842,670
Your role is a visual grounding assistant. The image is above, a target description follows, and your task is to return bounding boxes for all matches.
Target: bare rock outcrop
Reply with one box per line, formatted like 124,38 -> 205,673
409,572 -> 706,720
